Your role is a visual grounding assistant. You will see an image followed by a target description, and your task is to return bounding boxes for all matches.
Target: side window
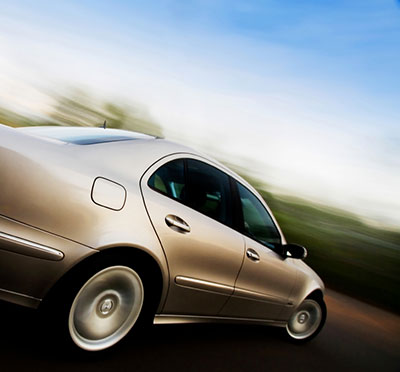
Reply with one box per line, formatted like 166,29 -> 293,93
237,182 -> 281,248
148,159 -> 185,202
186,159 -> 232,226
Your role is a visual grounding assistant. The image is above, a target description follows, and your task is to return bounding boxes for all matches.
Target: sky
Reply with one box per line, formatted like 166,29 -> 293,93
0,0 -> 399,228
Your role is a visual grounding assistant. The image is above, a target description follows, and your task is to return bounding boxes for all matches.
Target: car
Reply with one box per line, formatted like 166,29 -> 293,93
0,124 -> 326,351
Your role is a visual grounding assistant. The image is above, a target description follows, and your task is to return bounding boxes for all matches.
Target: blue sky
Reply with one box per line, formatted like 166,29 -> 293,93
0,0 -> 399,227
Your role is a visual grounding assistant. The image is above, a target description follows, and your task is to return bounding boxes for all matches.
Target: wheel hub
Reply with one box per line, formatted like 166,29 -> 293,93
286,299 -> 323,340
99,298 -> 115,316
297,312 -> 309,324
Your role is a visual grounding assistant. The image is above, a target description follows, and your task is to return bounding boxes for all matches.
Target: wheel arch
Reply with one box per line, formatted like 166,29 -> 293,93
306,289 -> 324,303
41,245 -> 167,313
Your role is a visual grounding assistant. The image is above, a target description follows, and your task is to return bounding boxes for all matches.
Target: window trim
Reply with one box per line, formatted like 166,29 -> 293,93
146,155 -> 283,251
229,176 -> 243,233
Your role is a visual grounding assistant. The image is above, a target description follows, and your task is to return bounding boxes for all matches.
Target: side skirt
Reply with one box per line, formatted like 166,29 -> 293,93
154,314 -> 286,327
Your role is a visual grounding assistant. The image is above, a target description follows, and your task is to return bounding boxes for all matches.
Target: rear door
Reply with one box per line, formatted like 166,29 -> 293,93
141,155 -> 245,316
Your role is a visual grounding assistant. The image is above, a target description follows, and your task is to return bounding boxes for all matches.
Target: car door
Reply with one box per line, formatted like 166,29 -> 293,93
140,155 -> 245,316
219,181 -> 298,321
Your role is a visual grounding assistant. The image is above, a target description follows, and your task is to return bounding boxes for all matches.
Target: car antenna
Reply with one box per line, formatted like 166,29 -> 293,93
103,120 -> 107,129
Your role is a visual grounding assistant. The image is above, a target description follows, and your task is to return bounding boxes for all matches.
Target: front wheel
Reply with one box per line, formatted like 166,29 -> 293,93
285,298 -> 326,342
68,265 -> 145,351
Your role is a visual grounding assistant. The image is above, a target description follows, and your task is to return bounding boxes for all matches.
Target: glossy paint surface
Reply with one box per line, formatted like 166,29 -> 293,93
0,125 -> 324,324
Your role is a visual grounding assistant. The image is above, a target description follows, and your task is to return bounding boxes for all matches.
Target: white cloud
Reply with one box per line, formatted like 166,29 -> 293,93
0,6 -> 399,227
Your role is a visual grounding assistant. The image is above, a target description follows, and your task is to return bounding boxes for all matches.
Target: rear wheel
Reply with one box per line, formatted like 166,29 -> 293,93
68,265 -> 144,351
285,298 -> 326,342
42,255 -> 158,352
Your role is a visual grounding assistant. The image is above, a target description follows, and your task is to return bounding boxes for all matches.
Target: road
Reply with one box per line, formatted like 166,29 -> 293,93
1,290 -> 399,372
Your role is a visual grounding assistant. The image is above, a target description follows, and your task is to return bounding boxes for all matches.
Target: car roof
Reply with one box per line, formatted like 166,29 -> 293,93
18,126 -> 154,145
16,125 -> 258,197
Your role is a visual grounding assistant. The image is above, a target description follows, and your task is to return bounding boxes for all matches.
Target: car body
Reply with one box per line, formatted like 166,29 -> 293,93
0,124 -> 326,351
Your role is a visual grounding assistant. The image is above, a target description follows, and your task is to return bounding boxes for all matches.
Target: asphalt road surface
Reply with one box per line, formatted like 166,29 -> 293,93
1,290 -> 399,372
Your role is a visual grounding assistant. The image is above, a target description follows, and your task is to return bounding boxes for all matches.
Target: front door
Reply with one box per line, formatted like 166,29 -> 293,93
220,181 -> 297,320
141,155 -> 245,316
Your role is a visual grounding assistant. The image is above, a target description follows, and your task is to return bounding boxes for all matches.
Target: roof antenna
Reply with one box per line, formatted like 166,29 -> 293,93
103,120 -> 107,129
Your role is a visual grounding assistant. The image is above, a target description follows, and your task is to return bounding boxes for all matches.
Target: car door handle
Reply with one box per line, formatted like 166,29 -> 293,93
165,214 -> 191,233
246,248 -> 260,261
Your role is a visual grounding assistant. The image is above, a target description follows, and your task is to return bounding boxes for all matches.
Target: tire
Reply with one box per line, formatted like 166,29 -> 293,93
285,298 -> 326,342
42,258 -> 156,352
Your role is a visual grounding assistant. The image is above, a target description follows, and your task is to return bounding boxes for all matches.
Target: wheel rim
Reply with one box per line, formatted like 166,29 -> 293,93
68,266 -> 144,351
286,299 -> 322,340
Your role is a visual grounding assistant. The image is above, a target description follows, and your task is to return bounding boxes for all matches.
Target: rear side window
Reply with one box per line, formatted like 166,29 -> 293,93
148,159 -> 185,202
148,158 -> 232,227
186,159 -> 232,227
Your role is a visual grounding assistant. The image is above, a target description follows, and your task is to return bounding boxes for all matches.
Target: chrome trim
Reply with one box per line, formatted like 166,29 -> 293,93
0,232 -> 64,261
233,287 -> 289,306
175,276 -> 234,295
165,215 -> 191,233
246,248 -> 260,261
0,288 -> 41,309
154,314 -> 286,327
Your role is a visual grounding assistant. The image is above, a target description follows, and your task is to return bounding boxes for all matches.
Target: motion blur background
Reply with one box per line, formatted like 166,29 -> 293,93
1,0 -> 399,312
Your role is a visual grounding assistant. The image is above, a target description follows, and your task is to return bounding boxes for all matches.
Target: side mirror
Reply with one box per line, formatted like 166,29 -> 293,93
283,243 -> 307,259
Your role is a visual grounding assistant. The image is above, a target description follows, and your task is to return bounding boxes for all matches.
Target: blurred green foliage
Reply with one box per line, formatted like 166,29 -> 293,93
235,171 -> 400,313
1,93 -> 399,313
1,89 -> 163,137
0,106 -> 34,128
47,90 -> 163,137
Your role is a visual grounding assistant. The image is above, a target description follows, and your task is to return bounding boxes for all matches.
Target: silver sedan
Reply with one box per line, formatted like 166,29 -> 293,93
0,124 -> 326,351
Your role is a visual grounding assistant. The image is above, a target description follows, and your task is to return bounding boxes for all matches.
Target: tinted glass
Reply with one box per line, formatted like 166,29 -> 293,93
186,159 -> 232,226
148,159 -> 185,201
237,182 -> 281,247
